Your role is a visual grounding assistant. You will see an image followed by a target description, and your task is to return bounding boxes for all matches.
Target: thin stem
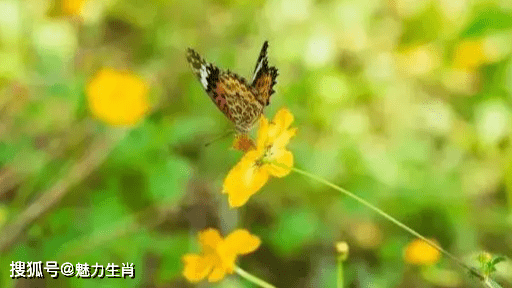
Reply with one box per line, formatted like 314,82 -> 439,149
337,257 -> 344,288
204,129 -> 235,147
286,165 -> 485,281
235,266 -> 276,288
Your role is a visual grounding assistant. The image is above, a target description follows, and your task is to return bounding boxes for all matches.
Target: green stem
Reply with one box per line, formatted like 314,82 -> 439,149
235,265 -> 277,288
204,129 -> 234,147
337,257 -> 344,288
285,165 -> 485,281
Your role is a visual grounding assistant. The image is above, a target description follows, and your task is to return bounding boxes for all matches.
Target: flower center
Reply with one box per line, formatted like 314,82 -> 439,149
255,145 -> 274,166
263,144 -> 274,159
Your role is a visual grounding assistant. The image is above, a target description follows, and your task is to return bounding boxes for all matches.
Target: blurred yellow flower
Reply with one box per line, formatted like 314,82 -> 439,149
404,239 -> 441,265
62,0 -> 86,16
335,241 -> 349,261
86,68 -> 149,126
397,45 -> 440,76
453,40 -> 486,70
223,108 -> 297,207
182,228 -> 261,283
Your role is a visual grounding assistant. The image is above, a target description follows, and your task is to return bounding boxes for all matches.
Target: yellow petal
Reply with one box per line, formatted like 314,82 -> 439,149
224,229 -> 261,255
273,108 -> 294,130
267,108 -> 294,141
223,151 -> 269,207
182,254 -> 212,283
215,243 -> 238,272
256,116 -> 270,149
223,150 -> 262,195
208,265 -> 227,282
273,127 -> 297,150
266,150 -> 293,177
227,167 -> 269,207
199,228 -> 223,254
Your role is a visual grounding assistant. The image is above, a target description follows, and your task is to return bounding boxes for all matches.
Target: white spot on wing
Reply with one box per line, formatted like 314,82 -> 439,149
252,59 -> 264,82
199,65 -> 209,89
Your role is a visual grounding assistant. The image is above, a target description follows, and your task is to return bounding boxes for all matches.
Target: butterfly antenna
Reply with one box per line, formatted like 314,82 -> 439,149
204,129 -> 235,147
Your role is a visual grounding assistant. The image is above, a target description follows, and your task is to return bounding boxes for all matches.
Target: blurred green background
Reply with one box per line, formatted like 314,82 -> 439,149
1,0 -> 512,287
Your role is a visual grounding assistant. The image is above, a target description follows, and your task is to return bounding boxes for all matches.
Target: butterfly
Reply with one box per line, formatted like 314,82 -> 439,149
186,41 -> 278,134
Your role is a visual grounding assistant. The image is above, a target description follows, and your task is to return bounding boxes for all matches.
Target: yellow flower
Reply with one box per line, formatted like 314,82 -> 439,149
404,239 -> 441,265
86,68 -> 149,126
335,241 -> 349,261
453,40 -> 486,70
182,228 -> 261,283
223,108 -> 297,207
62,0 -> 86,16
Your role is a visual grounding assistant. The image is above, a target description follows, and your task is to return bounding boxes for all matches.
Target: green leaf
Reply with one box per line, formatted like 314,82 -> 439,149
399,5 -> 443,46
108,121 -> 158,165
271,209 -> 321,256
118,167 -> 151,212
147,233 -> 190,285
166,115 -> 218,146
490,256 -> 506,266
461,8 -> 512,38
108,119 -> 174,167
0,142 -> 17,164
90,179 -> 127,230
147,157 -> 192,202
43,208 -> 84,260
11,147 -> 48,175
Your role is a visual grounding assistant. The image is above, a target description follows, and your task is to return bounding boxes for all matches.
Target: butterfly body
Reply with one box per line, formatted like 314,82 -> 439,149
186,41 -> 278,134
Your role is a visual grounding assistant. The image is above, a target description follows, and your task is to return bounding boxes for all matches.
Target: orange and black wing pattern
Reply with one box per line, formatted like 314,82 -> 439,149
186,42 -> 277,133
186,48 -> 233,120
186,47 -> 263,133
251,41 -> 278,106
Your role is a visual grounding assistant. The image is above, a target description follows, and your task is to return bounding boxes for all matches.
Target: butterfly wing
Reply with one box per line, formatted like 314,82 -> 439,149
251,41 -> 278,106
186,48 -> 233,120
187,48 -> 263,133
186,48 -> 220,95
